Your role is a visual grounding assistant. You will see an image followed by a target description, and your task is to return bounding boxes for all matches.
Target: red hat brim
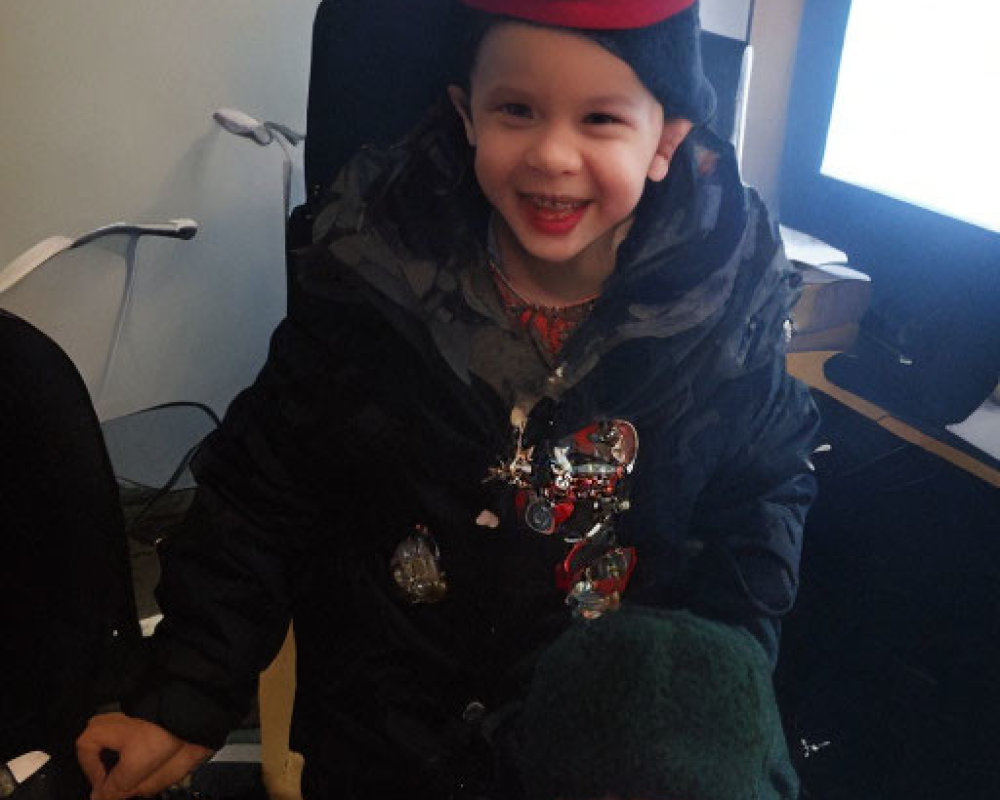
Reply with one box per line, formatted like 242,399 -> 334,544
460,0 -> 696,31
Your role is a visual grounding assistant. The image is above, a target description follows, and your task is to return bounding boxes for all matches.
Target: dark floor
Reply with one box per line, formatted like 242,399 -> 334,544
776,391 -> 1000,799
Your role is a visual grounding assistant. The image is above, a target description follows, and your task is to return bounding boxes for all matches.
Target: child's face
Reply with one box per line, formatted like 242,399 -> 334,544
449,22 -> 691,272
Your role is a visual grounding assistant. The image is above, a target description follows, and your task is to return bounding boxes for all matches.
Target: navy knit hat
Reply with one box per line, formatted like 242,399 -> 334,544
459,0 -> 717,125
517,608 -> 786,800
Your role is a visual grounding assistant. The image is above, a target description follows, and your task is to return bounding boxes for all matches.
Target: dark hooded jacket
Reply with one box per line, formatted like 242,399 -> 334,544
129,106 -> 818,798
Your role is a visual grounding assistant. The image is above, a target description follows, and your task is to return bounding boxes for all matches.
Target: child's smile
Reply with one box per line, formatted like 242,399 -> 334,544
519,192 -> 591,235
449,22 -> 690,306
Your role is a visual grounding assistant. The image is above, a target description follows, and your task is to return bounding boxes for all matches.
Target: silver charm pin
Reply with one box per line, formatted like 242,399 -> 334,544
390,524 -> 448,604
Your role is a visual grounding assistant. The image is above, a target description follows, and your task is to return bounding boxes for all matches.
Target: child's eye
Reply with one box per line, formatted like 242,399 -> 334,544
585,112 -> 624,125
499,102 -> 533,119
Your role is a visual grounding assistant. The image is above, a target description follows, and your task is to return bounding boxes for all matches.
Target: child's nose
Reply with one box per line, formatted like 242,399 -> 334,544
524,123 -> 582,175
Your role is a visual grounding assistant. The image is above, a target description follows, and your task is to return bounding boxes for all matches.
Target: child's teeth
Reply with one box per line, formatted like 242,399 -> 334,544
532,197 -> 579,210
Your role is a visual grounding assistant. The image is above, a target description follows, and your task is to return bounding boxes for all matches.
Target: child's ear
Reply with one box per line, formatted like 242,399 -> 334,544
447,85 -> 476,147
647,118 -> 694,182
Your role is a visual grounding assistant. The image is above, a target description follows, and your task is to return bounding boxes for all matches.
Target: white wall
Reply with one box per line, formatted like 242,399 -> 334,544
700,0 -> 753,40
700,0 -> 806,212
0,1 -> 319,420
742,0 -> 806,211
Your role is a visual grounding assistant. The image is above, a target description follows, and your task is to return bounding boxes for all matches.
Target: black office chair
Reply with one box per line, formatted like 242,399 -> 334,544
699,29 -> 753,167
0,311 -> 142,797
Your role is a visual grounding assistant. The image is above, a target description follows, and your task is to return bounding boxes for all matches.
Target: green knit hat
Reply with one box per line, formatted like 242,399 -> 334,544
518,608 -> 781,800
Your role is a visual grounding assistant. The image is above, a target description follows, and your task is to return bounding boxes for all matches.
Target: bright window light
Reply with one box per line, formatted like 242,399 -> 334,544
821,0 -> 1000,233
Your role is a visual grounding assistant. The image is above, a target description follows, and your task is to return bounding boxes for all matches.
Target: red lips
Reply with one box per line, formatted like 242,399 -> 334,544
519,194 -> 590,235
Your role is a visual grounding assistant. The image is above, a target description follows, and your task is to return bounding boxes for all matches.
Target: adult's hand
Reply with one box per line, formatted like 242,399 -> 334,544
76,712 -> 214,800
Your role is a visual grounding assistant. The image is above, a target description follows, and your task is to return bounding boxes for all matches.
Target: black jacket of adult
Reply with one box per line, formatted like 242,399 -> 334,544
129,107 -> 819,796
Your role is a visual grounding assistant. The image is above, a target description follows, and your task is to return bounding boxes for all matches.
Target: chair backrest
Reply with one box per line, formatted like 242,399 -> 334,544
700,30 -> 753,167
303,0 -> 459,202
301,1 -> 754,200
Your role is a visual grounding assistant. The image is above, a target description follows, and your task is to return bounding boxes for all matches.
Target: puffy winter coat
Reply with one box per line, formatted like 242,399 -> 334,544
129,108 -> 818,797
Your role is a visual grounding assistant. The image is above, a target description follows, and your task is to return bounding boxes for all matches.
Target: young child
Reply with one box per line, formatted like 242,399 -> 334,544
76,1 -> 818,798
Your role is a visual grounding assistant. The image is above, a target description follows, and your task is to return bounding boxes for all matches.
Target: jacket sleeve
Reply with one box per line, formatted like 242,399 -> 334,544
685,356 -> 820,667
125,305 -> 369,747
